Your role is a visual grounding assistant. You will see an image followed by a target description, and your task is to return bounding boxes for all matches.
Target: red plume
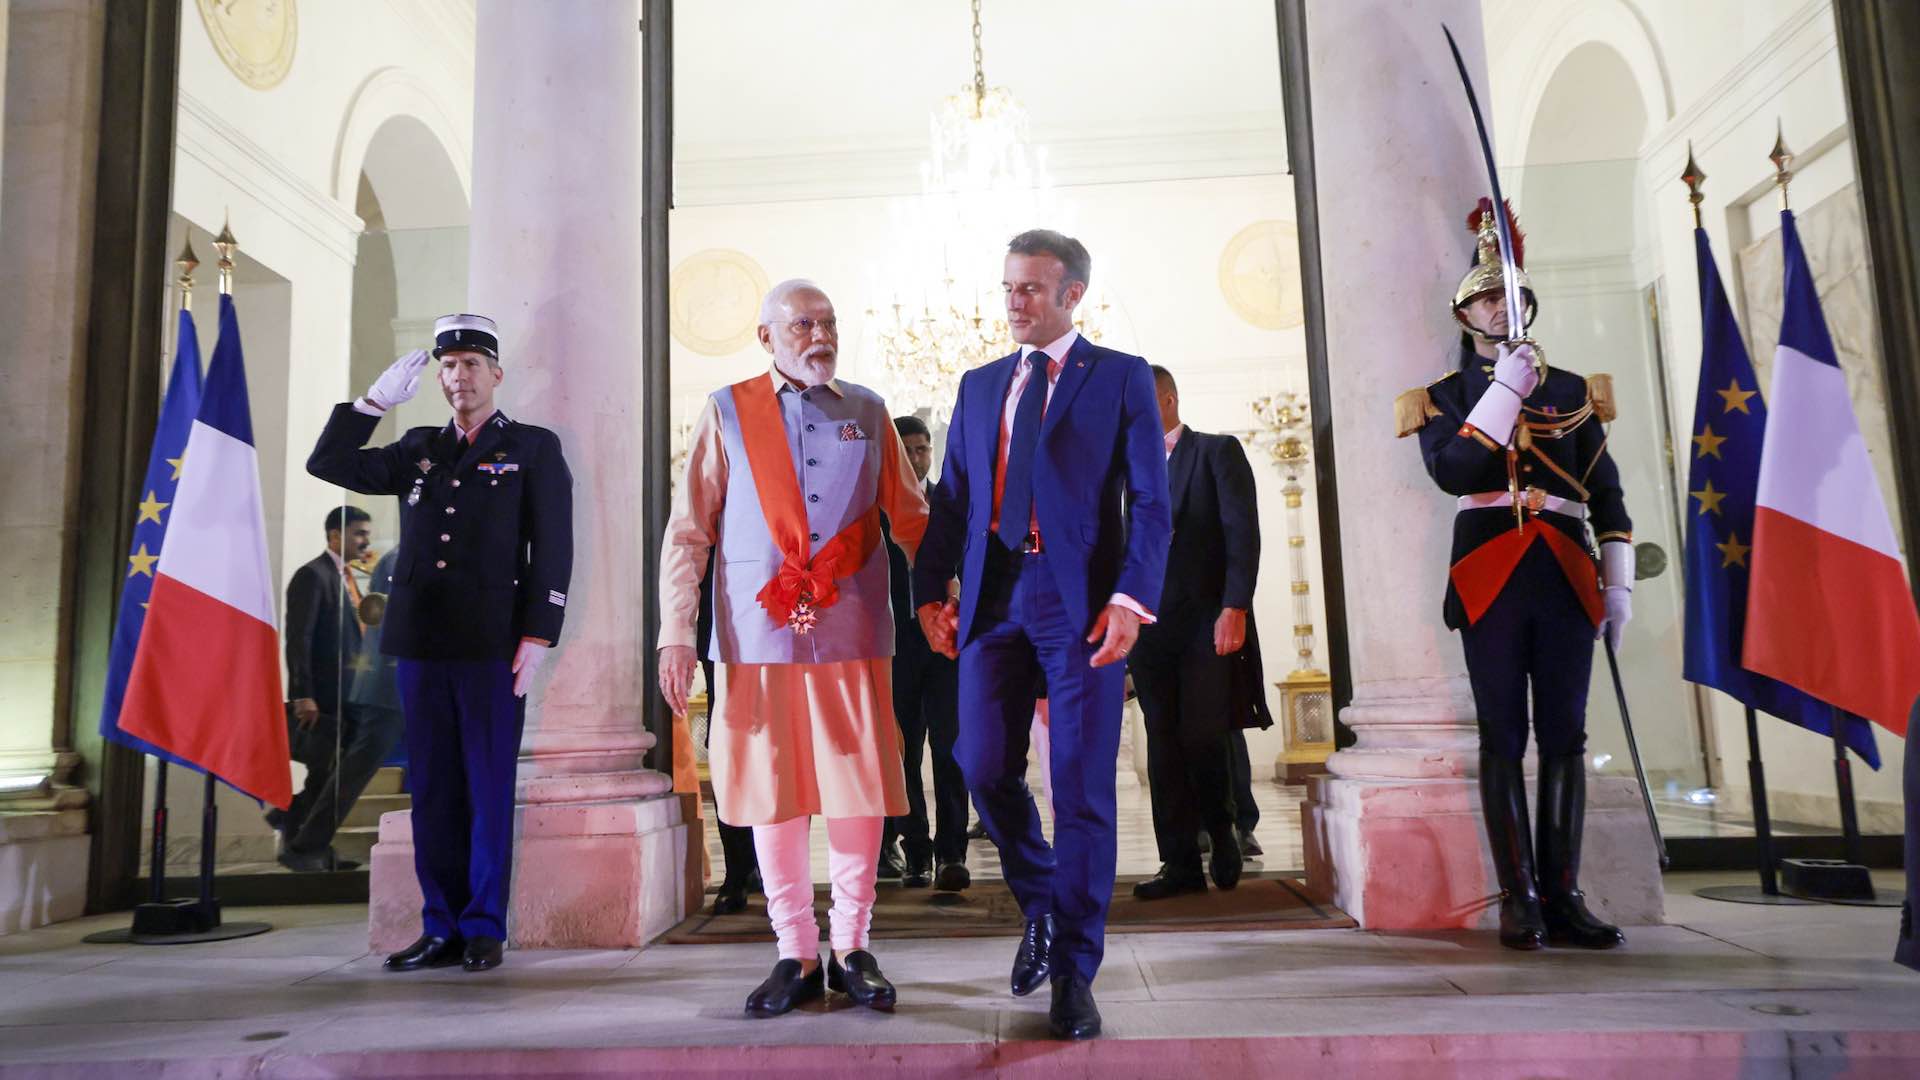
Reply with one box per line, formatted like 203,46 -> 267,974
1466,197 -> 1525,269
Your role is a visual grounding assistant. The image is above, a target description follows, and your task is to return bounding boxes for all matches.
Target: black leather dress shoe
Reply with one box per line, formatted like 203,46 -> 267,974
383,934 -> 464,972
745,958 -> 825,1017
462,936 -> 504,971
1208,826 -> 1243,891
934,861 -> 971,892
876,843 -> 906,881
710,880 -> 749,916
1049,976 -> 1102,1040
1010,914 -> 1054,997
966,821 -> 988,841
1238,829 -> 1264,858
827,950 -> 897,1011
1132,865 -> 1207,901
901,855 -> 932,889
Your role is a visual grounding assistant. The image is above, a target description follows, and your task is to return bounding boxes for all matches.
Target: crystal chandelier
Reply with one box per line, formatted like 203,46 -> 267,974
871,0 -> 1073,420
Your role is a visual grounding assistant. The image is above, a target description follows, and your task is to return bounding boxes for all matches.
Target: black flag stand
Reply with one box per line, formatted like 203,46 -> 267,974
1696,706 -> 1818,905
1773,710 -> 1898,906
85,759 -> 272,945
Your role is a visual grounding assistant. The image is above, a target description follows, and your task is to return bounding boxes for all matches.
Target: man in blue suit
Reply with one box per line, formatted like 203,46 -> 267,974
913,229 -> 1171,1040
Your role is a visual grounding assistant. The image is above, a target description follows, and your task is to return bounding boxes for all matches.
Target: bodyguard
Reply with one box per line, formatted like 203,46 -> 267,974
307,313 -> 573,973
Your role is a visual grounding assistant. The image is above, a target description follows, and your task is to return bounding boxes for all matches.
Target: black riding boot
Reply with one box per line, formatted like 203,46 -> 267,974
1536,752 -> 1626,949
1479,752 -> 1546,950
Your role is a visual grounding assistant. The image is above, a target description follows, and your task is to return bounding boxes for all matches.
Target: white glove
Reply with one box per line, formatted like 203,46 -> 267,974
1492,342 -> 1541,399
364,349 -> 431,412
511,638 -> 550,698
1598,540 -> 1633,649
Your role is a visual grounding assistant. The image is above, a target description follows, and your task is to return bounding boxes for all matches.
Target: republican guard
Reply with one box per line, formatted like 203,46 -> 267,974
308,313 -> 574,973
1398,201 -> 1633,952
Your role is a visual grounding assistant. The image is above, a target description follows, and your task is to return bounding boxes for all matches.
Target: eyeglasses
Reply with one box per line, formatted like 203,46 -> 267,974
776,316 -> 838,336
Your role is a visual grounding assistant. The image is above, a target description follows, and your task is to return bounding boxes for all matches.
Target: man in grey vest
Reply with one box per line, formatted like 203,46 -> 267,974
659,280 -> 930,1017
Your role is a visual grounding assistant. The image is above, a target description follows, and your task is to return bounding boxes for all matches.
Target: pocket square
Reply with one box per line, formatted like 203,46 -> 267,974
839,422 -> 869,442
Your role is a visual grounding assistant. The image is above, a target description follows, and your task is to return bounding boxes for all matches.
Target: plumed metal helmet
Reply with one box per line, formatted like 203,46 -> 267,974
1452,198 -> 1537,335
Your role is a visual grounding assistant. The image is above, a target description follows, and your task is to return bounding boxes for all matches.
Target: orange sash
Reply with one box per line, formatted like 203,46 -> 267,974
1449,518 -> 1604,628
731,376 -> 881,632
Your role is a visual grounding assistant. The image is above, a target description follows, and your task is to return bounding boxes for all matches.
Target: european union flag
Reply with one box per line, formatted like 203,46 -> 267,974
98,308 -> 205,763
1680,228 -> 1877,767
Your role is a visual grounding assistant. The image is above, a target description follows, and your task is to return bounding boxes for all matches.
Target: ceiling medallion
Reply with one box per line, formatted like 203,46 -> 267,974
196,0 -> 298,91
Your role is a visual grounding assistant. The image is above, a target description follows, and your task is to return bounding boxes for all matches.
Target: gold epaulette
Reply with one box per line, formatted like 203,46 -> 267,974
1394,372 -> 1454,438
1587,374 -> 1617,423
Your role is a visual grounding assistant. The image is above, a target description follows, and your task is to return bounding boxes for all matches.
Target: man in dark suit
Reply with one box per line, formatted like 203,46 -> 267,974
274,505 -> 376,872
308,313 -> 573,974
1129,366 -> 1270,899
915,229 -> 1172,1040
883,414 -> 969,892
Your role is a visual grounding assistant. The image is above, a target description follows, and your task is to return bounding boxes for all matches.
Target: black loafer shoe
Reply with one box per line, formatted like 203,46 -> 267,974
876,844 -> 906,881
827,950 -> 897,1011
462,936 -> 504,971
1208,827 -> 1243,891
710,882 -> 749,916
901,856 -> 932,889
1010,914 -> 1054,997
1132,865 -> 1207,901
934,861 -> 972,892
1048,975 -> 1102,1040
1238,828 -> 1264,858
384,934 -> 464,972
745,957 -> 825,1017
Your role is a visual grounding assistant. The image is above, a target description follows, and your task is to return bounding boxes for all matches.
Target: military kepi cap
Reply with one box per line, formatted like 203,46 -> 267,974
433,313 -> 500,360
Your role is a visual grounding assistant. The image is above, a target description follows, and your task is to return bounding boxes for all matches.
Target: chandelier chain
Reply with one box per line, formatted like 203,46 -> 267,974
970,0 -> 986,110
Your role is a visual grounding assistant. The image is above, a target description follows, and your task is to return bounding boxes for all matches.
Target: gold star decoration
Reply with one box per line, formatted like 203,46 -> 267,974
135,490 -> 169,525
167,453 -> 187,480
1691,480 -> 1727,516
1717,531 -> 1751,568
127,544 -> 159,578
1692,425 -> 1727,460
1716,379 -> 1757,415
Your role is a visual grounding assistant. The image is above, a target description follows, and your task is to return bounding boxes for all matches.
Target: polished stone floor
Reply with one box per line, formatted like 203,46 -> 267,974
0,872 -> 1913,1077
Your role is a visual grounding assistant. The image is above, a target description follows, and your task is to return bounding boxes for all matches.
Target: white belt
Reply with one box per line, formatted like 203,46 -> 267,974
1457,489 -> 1587,521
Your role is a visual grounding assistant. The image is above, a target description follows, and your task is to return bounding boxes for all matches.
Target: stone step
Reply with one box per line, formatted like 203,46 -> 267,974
334,825 -> 377,864
342,792 -> 411,830
361,766 -> 406,797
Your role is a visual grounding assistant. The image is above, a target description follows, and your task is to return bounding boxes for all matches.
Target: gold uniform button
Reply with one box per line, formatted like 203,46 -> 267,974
435,560 -> 447,569
445,506 -> 456,515
440,533 -> 451,542
452,479 -> 462,488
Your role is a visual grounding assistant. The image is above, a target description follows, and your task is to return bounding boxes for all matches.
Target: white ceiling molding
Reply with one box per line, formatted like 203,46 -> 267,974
176,88 -> 365,266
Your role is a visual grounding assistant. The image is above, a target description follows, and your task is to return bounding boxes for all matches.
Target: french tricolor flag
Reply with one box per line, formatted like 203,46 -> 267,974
120,294 -> 293,808
1743,210 -> 1919,738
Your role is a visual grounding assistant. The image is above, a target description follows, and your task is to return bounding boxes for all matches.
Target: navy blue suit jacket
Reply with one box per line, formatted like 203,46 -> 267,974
912,335 -> 1172,645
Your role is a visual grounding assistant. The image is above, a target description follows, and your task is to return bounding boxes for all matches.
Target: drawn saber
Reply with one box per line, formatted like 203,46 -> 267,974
1440,24 -> 1542,377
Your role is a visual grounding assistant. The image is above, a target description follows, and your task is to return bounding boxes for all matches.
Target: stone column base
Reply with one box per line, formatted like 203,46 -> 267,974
1302,773 -> 1664,930
0,810 -> 88,933
368,788 -> 687,952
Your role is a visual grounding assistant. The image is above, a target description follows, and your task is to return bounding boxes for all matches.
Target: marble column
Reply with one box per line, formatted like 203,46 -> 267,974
1299,0 -> 1662,929
0,0 -> 101,932
367,0 -> 688,950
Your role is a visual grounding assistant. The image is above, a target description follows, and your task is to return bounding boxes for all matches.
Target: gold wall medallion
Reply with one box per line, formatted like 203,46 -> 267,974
1218,220 -> 1304,331
196,0 -> 298,91
670,249 -> 771,356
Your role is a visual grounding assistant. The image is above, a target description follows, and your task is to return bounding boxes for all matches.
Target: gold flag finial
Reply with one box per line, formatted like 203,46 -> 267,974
174,236 -> 200,311
1680,141 -> 1707,229
1769,122 -> 1794,211
213,216 -> 238,296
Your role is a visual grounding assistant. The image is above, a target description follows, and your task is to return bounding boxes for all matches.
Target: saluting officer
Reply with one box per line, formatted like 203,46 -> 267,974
308,313 -> 573,973
1397,201 -> 1632,952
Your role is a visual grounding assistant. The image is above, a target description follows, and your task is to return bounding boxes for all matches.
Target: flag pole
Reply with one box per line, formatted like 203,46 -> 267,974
1681,141 -> 1817,907
1742,705 -> 1781,895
